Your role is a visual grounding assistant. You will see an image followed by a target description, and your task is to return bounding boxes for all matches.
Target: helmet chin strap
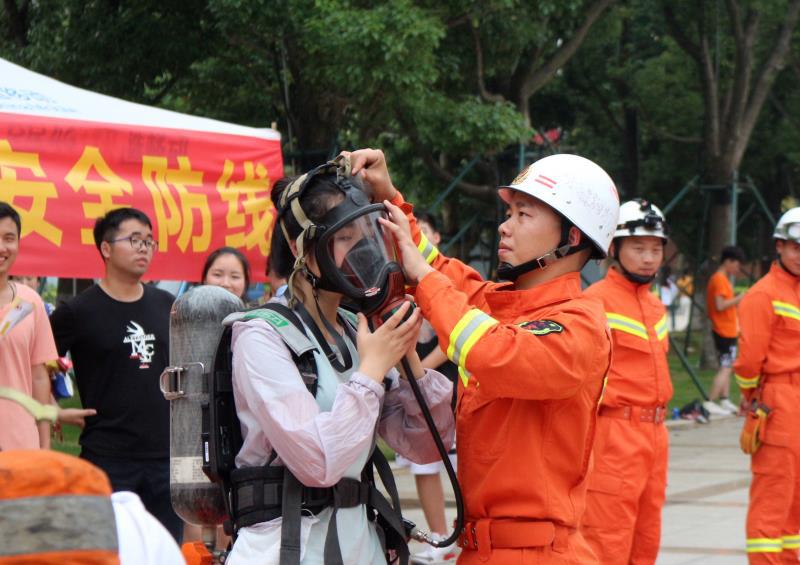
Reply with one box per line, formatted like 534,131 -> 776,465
618,263 -> 656,285
497,243 -> 572,281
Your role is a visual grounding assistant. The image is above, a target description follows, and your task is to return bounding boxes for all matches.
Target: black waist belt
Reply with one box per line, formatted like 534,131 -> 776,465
230,465 -> 370,529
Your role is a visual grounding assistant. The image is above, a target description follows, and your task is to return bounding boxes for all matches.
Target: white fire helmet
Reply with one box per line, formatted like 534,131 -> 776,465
614,199 -> 669,241
774,207 -> 800,243
498,154 -> 620,258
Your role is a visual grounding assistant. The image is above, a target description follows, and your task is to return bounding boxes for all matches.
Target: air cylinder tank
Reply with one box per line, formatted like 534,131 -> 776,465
161,285 -> 243,527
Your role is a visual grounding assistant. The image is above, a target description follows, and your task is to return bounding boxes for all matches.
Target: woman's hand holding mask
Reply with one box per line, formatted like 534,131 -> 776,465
356,301 -> 422,383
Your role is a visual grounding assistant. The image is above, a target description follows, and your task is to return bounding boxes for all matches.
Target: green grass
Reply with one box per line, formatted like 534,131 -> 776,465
51,393 -> 83,457
667,331 -> 740,411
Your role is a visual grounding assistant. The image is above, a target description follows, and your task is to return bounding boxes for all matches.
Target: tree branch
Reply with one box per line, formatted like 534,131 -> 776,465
662,1 -> 701,62
650,127 -> 704,144
421,152 -> 495,200
509,42 -> 543,107
637,103 -> 703,144
699,32 -> 721,157
738,0 -> 800,158
518,0 -> 617,101
722,2 -> 759,142
397,114 -> 494,199
472,25 -> 506,104
725,0 -> 744,42
769,92 -> 800,134
583,79 -> 624,132
446,12 -> 471,28
790,55 -> 800,82
446,4 -> 508,29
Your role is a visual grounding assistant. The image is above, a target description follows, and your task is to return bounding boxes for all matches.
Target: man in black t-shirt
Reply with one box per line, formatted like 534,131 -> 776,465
50,207 -> 181,541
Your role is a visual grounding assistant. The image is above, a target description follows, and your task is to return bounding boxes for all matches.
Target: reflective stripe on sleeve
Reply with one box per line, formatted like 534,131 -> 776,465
783,535 -> 800,549
655,314 -> 668,341
735,374 -> 760,389
773,300 -> 800,321
0,495 -> 118,557
606,312 -> 649,340
746,538 -> 783,553
447,309 -> 498,386
417,232 -> 440,265
457,366 -> 469,388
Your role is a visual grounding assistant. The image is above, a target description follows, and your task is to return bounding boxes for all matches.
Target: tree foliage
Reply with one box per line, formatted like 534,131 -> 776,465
2,0 -> 799,258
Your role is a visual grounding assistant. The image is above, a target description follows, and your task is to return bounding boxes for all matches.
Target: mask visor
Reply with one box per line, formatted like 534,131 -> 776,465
325,209 -> 398,296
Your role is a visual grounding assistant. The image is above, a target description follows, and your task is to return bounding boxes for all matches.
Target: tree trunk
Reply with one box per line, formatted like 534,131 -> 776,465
701,162 -> 735,370
620,106 -> 640,195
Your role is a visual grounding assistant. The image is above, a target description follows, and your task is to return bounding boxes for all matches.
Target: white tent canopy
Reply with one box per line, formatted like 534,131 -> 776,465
0,57 -> 279,140
0,57 -> 282,281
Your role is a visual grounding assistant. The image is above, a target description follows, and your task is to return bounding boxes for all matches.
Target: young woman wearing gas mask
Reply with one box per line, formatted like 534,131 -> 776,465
225,164 -> 455,565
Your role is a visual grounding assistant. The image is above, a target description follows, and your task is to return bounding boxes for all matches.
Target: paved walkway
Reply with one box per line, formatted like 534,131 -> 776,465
391,414 -> 750,563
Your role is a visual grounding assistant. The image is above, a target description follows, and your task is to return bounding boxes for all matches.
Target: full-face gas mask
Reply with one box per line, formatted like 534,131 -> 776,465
277,156 -> 405,317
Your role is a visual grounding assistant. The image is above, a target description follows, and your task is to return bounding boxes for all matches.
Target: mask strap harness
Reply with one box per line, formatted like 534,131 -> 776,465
276,159 -> 358,373
279,156 -> 356,304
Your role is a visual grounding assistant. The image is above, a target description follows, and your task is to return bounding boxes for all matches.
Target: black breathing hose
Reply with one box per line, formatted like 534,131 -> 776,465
397,350 -> 465,549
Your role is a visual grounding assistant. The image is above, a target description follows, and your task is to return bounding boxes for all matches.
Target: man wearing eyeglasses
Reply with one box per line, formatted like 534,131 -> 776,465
50,207 -> 181,542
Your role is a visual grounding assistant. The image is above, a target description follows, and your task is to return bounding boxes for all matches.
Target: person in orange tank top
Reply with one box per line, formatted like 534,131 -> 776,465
581,199 -> 672,565
346,148 -> 620,564
705,245 -> 747,416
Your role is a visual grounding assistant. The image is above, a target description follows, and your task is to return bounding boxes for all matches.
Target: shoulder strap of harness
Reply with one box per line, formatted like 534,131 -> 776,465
239,302 -> 319,397
366,447 -> 410,564
204,303 -> 320,539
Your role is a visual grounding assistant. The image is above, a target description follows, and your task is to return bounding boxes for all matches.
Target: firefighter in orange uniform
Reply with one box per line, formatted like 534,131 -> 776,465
581,199 -> 673,564
347,149 -> 620,563
735,207 -> 800,563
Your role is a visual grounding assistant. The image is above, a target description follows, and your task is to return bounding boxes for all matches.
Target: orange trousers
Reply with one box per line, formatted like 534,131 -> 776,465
581,415 -> 669,565
746,382 -> 800,564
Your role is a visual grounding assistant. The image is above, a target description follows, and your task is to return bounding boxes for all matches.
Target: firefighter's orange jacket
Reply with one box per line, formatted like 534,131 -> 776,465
584,268 -> 673,407
734,262 -> 800,400
392,192 -> 612,532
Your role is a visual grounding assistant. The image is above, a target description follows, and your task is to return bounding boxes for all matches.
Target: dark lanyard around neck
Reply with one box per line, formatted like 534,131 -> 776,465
293,300 -> 354,373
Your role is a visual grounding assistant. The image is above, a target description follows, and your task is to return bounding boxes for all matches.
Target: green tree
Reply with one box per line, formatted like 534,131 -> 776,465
661,0 -> 800,258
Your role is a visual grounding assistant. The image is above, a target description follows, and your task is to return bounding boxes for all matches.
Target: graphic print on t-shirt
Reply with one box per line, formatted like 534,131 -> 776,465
123,321 -> 156,369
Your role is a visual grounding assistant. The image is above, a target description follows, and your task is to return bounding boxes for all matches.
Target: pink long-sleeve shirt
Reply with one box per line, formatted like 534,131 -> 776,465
231,318 -> 455,487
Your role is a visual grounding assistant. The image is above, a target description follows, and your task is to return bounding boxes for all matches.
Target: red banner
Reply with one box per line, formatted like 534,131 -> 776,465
1,112 -> 282,282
